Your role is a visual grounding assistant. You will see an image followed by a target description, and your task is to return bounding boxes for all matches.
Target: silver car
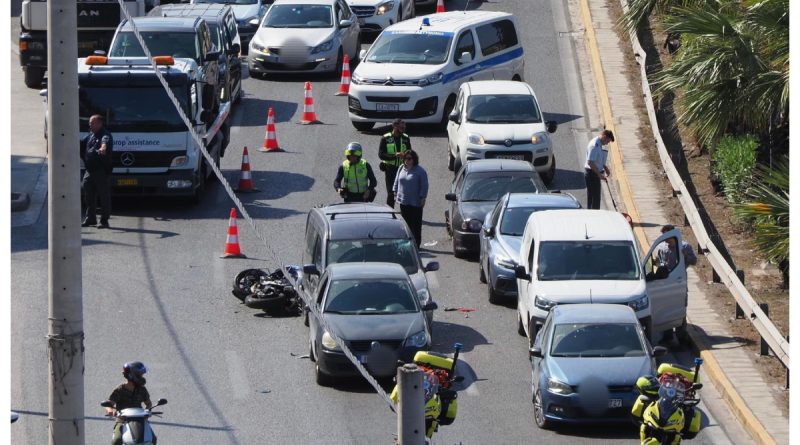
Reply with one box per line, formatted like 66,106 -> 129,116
247,0 -> 361,76
479,192 -> 580,303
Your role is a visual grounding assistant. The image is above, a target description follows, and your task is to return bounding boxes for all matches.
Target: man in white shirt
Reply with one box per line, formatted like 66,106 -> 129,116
584,129 -> 614,209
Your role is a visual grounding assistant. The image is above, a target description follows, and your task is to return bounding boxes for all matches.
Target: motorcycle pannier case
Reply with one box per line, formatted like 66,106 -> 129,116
657,363 -> 698,383
413,351 -> 454,372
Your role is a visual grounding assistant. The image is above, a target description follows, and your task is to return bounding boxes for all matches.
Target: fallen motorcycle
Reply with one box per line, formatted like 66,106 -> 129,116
232,266 -> 302,315
632,358 -> 703,444
101,398 -> 167,445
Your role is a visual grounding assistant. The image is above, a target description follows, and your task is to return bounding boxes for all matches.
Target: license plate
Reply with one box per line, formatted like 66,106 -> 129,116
116,179 -> 138,186
608,399 -> 623,408
496,154 -> 525,160
377,103 -> 399,112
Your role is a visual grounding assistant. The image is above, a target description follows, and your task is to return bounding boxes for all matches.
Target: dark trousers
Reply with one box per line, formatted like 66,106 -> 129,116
384,165 -> 399,207
400,204 -> 423,248
83,170 -> 111,223
584,169 -> 602,210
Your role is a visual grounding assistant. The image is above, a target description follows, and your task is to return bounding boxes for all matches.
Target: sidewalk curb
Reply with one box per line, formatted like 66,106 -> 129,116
578,0 -> 775,444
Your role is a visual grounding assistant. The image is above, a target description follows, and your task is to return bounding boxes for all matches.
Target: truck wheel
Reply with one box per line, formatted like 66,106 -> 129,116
352,121 -> 374,132
24,67 -> 44,89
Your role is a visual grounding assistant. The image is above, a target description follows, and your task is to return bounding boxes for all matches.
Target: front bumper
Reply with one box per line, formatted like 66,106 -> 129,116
110,170 -> 199,197
488,263 -> 518,296
317,342 -> 424,378
539,387 -> 639,424
248,47 -> 338,74
348,83 -> 448,124
464,143 -> 554,173
453,229 -> 481,254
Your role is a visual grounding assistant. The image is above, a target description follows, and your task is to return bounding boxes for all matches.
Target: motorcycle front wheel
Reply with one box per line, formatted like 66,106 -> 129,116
232,269 -> 268,301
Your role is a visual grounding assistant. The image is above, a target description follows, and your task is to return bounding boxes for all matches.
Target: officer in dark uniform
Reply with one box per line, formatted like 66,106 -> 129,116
334,142 -> 377,203
378,118 -> 411,207
81,114 -> 114,228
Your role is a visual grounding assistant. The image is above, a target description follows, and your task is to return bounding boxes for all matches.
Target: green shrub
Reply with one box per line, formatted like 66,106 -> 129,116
711,134 -> 759,203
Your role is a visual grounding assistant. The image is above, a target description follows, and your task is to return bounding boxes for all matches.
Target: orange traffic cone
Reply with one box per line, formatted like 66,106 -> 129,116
335,54 -> 351,96
436,0 -> 445,13
260,107 -> 282,152
235,146 -> 259,192
221,208 -> 246,258
300,81 -> 320,124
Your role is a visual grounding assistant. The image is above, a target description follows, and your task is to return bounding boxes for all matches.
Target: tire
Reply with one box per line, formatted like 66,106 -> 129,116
302,305 -> 310,326
309,340 -> 316,362
488,281 -> 501,305
24,67 -> 44,88
453,150 -> 463,175
541,156 -> 556,185
190,166 -> 206,205
334,47 -> 344,78
352,121 -> 374,132
316,364 -> 333,386
352,35 -> 362,65
533,389 -> 551,429
453,237 -> 465,259
439,95 -> 456,129
232,269 -> 268,301
447,148 -> 455,171
527,319 -> 537,358
479,261 -> 486,283
517,312 -> 526,336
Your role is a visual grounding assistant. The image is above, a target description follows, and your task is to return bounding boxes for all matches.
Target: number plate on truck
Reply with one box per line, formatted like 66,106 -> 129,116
116,179 -> 138,186
608,399 -> 622,408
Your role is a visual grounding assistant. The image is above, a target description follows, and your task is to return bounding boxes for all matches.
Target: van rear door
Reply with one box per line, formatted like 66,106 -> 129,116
642,228 -> 688,341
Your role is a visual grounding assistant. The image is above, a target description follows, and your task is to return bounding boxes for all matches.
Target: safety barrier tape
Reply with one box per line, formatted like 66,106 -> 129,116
116,1 -> 397,413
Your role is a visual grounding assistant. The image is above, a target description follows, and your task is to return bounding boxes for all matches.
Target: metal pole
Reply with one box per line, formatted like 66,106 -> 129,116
48,0 -> 85,444
397,364 -> 425,445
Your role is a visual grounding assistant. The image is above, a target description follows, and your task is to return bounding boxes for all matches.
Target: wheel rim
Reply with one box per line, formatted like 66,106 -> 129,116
534,390 -> 545,426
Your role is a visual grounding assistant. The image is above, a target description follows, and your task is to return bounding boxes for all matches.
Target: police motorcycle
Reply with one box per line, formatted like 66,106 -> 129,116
101,398 -> 168,445
391,343 -> 464,441
631,358 -> 704,444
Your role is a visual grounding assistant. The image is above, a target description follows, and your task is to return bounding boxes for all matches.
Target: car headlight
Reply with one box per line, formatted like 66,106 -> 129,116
417,288 -> 431,305
534,295 -> 556,311
376,0 -> 395,14
547,378 -> 573,395
170,156 -> 188,167
248,18 -> 260,27
417,72 -> 443,87
404,330 -> 428,348
250,42 -> 269,55
311,39 -> 333,54
351,72 -> 364,85
493,255 -> 516,270
461,219 -> 483,232
628,293 -> 649,312
467,133 -> 485,145
530,132 -> 549,145
321,331 -> 341,351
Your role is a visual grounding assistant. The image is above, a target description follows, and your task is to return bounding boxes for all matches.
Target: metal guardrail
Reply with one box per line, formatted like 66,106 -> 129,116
622,6 -> 789,369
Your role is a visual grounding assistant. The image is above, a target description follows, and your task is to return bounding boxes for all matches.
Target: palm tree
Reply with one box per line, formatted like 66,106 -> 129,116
651,0 -> 789,147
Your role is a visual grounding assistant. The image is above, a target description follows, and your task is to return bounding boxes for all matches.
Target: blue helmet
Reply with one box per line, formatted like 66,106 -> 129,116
345,142 -> 362,158
123,361 -> 147,386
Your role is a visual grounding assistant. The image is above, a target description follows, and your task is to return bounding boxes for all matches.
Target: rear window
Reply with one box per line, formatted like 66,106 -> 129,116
462,172 -> 541,202
537,241 -> 640,280
475,19 -> 518,56
327,238 -> 418,275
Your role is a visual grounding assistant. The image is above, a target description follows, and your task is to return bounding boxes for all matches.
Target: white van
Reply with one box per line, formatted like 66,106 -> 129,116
514,209 -> 688,347
348,11 -> 524,131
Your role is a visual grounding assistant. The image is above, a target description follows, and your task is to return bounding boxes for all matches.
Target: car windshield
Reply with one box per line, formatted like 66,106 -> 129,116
466,94 -> 542,124
462,173 -> 540,202
109,32 -> 200,62
79,86 -> 190,132
537,241 -> 641,280
263,4 -> 333,28
195,0 -> 258,4
550,323 -> 645,358
366,32 -> 452,65
324,279 -> 419,314
327,239 -> 418,275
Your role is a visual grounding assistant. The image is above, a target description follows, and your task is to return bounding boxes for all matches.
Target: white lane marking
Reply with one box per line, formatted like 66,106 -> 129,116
226,350 -> 250,400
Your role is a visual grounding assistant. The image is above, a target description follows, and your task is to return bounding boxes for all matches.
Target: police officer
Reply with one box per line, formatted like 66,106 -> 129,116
81,114 -> 114,228
378,118 -> 412,207
334,142 -> 377,203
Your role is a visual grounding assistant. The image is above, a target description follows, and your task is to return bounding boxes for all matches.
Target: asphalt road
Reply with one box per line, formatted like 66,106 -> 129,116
10,0 -> 743,443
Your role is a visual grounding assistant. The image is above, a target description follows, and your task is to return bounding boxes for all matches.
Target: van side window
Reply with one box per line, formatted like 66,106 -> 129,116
453,30 -> 475,65
226,14 -> 238,43
312,234 -> 323,267
527,239 -> 535,270
476,19 -> 519,56
303,224 -> 316,263
317,277 -> 328,305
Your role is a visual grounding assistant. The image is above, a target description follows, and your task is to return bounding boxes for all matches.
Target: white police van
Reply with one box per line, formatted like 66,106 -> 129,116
348,11 -> 524,131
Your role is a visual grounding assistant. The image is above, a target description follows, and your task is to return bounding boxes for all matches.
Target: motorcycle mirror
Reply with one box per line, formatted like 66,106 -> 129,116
652,346 -> 668,357
100,400 -> 115,408
452,375 -> 464,383
155,398 -> 168,406
692,383 -> 703,390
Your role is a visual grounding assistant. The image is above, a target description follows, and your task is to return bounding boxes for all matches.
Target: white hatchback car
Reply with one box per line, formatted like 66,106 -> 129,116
446,80 -> 558,184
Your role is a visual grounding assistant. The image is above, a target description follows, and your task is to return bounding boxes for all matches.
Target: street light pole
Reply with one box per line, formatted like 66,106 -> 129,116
47,0 -> 85,444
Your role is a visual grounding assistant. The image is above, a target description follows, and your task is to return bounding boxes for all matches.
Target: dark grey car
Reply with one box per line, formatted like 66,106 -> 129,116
306,262 -> 437,386
445,159 -> 546,258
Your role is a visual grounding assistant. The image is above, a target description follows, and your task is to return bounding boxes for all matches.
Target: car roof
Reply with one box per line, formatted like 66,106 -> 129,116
528,209 -> 634,241
272,0 -> 339,6
550,303 -> 639,324
389,11 -> 513,33
121,16 -> 204,31
327,262 -> 410,280
148,4 -> 231,21
315,203 -> 412,240
464,159 -> 535,173
464,80 -> 533,96
505,192 -> 580,209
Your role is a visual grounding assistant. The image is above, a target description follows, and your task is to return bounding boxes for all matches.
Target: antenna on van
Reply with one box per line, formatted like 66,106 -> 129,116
584,224 -> 589,240
589,288 -> 593,304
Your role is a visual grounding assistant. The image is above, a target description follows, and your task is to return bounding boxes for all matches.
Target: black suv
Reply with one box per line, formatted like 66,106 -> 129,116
148,3 -> 243,103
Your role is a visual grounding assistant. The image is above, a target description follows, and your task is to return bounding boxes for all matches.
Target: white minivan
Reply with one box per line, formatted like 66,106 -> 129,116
348,11 -> 525,131
514,209 -> 688,348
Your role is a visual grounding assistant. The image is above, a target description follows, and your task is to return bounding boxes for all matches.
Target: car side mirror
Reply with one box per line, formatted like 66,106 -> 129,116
424,261 -> 440,272
483,226 -> 494,237
359,49 -> 367,60
546,120 -> 558,133
303,264 -> 320,276
445,193 -> 457,201
652,346 -> 667,358
39,89 -> 48,97
448,111 -> 460,124
458,51 -> 472,64
530,347 -> 542,358
339,19 -> 353,28
422,301 -> 438,311
205,51 -> 222,62
514,265 -> 530,281
228,43 -> 241,55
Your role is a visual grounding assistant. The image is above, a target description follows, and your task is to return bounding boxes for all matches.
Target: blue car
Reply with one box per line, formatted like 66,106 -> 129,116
478,192 -> 580,303
530,304 -> 666,428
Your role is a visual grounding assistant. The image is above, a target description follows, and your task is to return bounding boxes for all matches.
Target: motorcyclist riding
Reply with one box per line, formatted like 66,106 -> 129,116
334,142 -> 377,203
106,361 -> 154,445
